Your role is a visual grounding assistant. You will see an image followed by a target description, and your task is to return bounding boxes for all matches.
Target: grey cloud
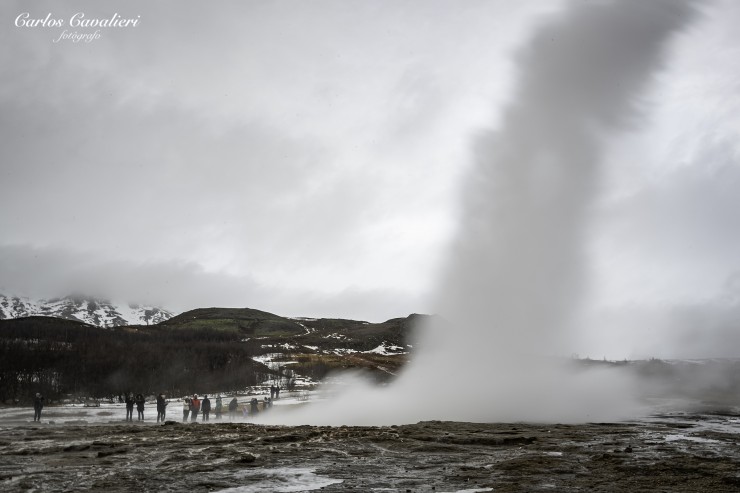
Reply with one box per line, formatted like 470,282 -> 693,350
592,139 -> 740,305
0,244 -> 422,321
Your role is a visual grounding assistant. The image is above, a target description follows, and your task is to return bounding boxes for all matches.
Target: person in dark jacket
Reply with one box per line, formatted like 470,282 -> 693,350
125,394 -> 135,422
228,397 -> 238,420
33,393 -> 44,422
135,393 -> 145,421
201,395 -> 211,422
156,394 -> 168,423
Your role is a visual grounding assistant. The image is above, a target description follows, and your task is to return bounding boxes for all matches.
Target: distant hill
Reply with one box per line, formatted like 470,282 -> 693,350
160,307 -> 305,337
160,306 -> 431,353
0,294 -> 174,327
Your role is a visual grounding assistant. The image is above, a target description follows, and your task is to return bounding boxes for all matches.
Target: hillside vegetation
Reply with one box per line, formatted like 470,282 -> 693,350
0,308 -> 430,404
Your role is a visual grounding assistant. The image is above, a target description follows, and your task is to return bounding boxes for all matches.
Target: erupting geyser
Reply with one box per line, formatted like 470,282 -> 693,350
264,0 -> 702,426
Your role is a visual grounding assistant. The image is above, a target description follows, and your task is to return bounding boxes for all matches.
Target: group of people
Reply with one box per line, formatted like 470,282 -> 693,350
124,393 -> 168,422
122,392 -> 276,423
29,389 -> 281,423
182,395 -> 220,422
270,385 -> 281,400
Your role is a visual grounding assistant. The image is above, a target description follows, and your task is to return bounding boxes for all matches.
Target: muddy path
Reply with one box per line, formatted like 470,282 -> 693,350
1,413 -> 740,492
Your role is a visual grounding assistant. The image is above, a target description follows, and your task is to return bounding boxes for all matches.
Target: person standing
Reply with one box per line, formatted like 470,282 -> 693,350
156,394 -> 168,423
215,395 -> 223,420
201,395 -> 211,422
250,397 -> 259,416
228,397 -> 238,420
190,395 -> 200,422
125,394 -> 135,422
33,393 -> 44,422
182,397 -> 191,422
275,386 -> 280,400
135,393 -> 145,421
270,385 -> 276,400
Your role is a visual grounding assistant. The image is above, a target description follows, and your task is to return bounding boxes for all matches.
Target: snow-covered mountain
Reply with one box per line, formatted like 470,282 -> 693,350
0,294 -> 175,327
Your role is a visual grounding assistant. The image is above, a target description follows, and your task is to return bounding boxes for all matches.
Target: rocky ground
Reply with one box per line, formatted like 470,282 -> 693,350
1,409 -> 739,492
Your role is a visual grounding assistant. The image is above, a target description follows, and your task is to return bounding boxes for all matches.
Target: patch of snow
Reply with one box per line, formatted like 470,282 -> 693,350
0,294 -> 174,327
332,348 -> 358,355
262,343 -> 297,350
0,295 -> 43,319
363,341 -> 407,355
253,354 -> 283,365
289,321 -> 315,335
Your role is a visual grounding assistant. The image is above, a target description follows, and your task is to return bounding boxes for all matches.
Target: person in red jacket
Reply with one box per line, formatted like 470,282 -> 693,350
190,395 -> 201,422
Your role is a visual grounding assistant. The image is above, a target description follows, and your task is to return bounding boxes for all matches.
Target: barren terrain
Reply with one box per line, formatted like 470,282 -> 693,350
1,403 -> 739,492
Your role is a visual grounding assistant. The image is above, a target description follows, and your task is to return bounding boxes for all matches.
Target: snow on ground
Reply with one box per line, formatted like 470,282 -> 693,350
253,353 -> 298,369
0,294 -> 173,326
363,341 -> 408,355
261,343 -> 298,351
322,333 -> 348,340
0,295 -> 43,319
331,348 -> 358,355
289,321 -> 315,335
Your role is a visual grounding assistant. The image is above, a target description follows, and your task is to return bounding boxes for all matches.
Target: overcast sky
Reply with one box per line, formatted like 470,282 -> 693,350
1,1 -> 739,357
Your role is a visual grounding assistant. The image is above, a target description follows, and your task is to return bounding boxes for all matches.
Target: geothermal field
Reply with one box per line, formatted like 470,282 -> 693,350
1,392 -> 740,492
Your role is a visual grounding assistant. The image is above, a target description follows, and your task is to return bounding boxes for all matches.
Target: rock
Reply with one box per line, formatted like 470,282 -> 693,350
236,453 -> 257,463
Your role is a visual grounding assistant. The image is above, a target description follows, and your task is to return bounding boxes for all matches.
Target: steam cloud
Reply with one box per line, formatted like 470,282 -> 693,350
264,0 -> 701,425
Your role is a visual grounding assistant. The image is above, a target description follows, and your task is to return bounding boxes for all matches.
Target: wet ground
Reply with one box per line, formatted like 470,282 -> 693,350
1,404 -> 740,492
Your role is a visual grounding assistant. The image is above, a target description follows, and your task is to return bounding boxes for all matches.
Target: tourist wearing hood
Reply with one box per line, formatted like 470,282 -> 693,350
156,394 -> 168,423
33,393 -> 44,422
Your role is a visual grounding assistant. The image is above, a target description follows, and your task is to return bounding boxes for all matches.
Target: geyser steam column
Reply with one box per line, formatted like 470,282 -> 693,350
436,0 -> 700,358
263,0 -> 701,426
403,0 -> 701,422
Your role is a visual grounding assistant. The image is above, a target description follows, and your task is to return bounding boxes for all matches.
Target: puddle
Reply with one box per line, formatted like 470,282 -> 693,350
214,467 -> 342,492
664,434 -> 720,444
